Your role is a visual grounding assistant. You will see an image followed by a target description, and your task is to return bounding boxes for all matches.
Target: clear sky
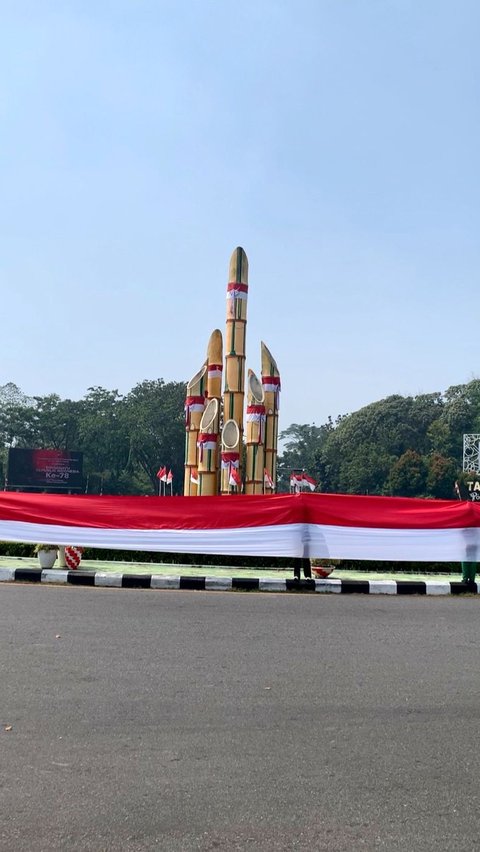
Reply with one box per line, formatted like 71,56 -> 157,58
1,0 -> 478,431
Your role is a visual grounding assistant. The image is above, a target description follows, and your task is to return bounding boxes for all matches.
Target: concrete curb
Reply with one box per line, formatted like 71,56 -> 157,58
0,567 -> 478,595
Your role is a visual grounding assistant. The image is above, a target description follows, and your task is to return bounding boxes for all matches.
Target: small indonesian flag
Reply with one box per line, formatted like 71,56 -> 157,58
190,470 -> 199,485
166,469 -> 173,485
264,469 -> 275,490
302,473 -> 317,492
290,472 -> 316,491
156,466 -> 167,481
290,473 -> 302,489
229,466 -> 241,488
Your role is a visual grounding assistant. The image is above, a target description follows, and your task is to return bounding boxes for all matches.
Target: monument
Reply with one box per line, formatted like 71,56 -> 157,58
183,247 -> 281,496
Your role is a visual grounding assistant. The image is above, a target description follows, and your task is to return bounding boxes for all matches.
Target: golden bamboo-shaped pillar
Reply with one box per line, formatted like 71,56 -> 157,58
220,419 -> 241,494
183,362 -> 207,495
245,369 -> 266,494
207,329 -> 223,492
223,247 -> 248,484
207,329 -> 223,402
261,342 -> 281,491
197,398 -> 220,495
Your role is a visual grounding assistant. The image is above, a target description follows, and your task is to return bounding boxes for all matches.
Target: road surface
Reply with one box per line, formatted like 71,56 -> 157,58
1,585 -> 479,850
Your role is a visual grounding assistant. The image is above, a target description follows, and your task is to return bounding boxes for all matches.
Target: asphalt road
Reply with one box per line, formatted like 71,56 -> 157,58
1,586 -> 480,851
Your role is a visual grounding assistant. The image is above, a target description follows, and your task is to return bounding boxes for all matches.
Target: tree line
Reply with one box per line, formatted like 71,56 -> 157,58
1,379 -> 477,498
0,381 -> 186,494
277,381 -> 480,498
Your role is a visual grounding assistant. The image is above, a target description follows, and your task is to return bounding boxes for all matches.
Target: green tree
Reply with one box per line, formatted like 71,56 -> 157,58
124,379 -> 187,493
277,422 -> 333,492
77,388 -> 130,494
425,453 -> 458,499
387,450 -> 427,497
29,395 -> 82,450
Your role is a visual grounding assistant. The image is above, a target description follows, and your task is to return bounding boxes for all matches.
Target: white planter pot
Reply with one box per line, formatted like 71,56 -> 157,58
37,550 -> 57,569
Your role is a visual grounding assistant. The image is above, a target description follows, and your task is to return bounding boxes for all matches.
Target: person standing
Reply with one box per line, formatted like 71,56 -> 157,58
455,479 -> 478,588
461,561 -> 477,587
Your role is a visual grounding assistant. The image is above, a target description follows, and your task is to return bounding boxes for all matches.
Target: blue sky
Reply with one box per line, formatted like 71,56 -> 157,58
1,0 -> 478,431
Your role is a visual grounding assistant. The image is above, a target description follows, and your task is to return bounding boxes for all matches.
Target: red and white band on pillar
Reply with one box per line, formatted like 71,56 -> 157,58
184,395 -> 206,426
207,364 -> 223,380
262,375 -> 281,406
221,451 -> 240,469
226,282 -> 248,316
221,451 -> 240,484
197,433 -> 218,462
246,404 -> 266,443
64,546 -> 83,570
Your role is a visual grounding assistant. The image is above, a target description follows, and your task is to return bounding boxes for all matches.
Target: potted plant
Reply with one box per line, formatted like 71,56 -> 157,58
310,558 -> 337,578
34,544 -> 58,569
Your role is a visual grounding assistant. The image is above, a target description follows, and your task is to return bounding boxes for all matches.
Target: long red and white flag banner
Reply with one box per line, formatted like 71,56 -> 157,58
0,492 -> 478,561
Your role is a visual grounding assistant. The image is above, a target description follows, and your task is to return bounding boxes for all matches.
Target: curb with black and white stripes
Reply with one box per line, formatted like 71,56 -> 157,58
0,566 -> 477,595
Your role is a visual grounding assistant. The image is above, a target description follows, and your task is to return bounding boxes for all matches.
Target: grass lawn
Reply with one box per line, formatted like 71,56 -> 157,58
0,555 -> 465,582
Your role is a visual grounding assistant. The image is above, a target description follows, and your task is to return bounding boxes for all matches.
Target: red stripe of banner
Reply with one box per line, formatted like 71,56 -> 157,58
0,493 -> 293,530
0,492 -> 477,532
303,493 -> 476,530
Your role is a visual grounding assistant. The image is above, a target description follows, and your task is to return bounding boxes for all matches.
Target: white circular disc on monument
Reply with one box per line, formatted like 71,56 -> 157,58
222,419 -> 240,449
199,397 -> 218,432
248,371 -> 264,403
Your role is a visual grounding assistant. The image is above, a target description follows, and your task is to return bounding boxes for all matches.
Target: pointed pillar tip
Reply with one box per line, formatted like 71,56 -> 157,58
207,329 -> 223,364
228,246 -> 249,285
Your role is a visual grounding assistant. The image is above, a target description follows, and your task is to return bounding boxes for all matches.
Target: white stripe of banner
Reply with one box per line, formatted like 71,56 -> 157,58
0,520 -> 479,561
307,524 -> 480,562
0,521 -> 305,557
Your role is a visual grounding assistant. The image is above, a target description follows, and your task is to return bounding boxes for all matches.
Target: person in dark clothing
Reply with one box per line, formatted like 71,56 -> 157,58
455,480 -> 478,589
293,557 -> 312,580
461,561 -> 477,587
